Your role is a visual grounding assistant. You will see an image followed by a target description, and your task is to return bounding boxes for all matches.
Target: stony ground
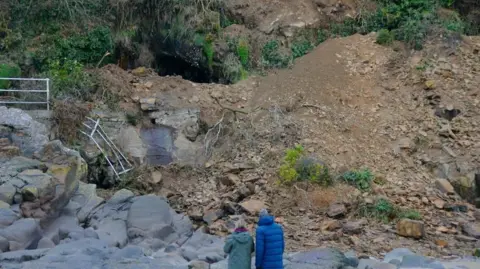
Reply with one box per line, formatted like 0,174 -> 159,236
90,32 -> 480,259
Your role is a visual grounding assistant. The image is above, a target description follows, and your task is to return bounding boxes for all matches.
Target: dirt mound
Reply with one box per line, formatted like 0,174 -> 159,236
96,33 -> 480,258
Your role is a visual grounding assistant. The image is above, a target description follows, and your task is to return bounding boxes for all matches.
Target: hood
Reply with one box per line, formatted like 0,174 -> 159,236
258,215 -> 274,226
231,231 -> 251,244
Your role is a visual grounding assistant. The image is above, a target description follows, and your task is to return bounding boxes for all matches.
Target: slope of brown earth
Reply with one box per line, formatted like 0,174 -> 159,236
96,33 -> 480,259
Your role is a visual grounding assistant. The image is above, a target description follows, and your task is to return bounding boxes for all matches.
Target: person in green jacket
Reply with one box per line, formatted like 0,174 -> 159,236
223,219 -> 255,269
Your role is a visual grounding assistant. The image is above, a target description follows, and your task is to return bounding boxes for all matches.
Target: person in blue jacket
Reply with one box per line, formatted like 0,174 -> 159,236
255,209 -> 284,269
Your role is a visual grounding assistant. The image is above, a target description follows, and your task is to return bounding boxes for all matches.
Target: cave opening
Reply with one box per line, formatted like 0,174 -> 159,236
154,54 -> 216,83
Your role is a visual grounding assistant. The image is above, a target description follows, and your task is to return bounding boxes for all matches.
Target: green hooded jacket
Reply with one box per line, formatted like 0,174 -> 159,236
223,230 -> 255,269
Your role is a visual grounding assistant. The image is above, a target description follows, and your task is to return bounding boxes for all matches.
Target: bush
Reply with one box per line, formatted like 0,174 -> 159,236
342,168 -> 374,191
291,38 -> 314,59
203,34 -> 215,69
279,145 -> 331,185
376,29 -> 394,45
359,198 -> 423,223
261,40 -> 291,69
222,53 -> 245,83
45,59 -> 96,99
0,63 -> 21,89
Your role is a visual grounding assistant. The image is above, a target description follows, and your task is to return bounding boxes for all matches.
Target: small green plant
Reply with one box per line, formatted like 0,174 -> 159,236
398,209 -> 422,220
203,34 -> 215,69
359,198 -> 396,223
291,38 -> 314,59
316,29 -> 329,45
376,29 -> 394,45
261,40 -> 291,69
342,168 -> 374,191
440,0 -> 455,8
222,53 -> 244,83
236,38 -> 249,68
278,145 -> 331,185
126,112 -> 139,126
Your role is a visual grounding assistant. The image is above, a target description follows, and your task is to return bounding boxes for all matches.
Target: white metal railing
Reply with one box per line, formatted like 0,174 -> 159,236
0,78 -> 50,110
80,117 -> 133,179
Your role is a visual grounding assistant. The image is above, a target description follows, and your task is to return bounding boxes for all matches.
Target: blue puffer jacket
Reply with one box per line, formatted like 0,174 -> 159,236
255,215 -> 285,269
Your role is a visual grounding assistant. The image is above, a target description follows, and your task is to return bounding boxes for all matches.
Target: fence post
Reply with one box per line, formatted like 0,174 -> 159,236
46,78 -> 50,111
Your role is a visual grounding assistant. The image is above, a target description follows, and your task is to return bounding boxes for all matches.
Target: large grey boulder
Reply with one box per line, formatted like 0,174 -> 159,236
179,229 -> 225,263
0,106 -> 49,156
0,218 -> 41,251
70,182 -> 104,223
286,248 -> 352,269
0,208 -> 19,228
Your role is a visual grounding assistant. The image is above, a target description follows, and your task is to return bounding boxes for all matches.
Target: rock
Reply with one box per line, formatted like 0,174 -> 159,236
397,137 -> 413,149
435,239 -> 448,247
0,184 -> 16,204
461,222 -> 480,239
203,209 -> 224,225
322,220 -> 342,231
0,235 -> 8,252
343,220 -> 366,234
435,178 -> 455,194
358,259 -> 396,269
240,200 -> 265,215
399,254 -> 445,269
180,229 -> 225,263
109,189 -> 135,204
152,171 -> 163,184
237,184 -> 252,199
0,218 -> 41,250
116,126 -> 147,165
0,208 -> 19,228
71,182 -> 104,223
220,174 -> 239,186
424,80 -> 436,90
0,200 -> 10,209
396,219 -> 425,239
37,237 -> 55,249
455,234 -> 477,242
383,248 -> 415,263
132,66 -> 148,76
288,248 -> 352,268
0,107 -> 49,156
140,98 -> 157,111
96,219 -> 128,248
433,199 -> 445,209
13,193 -> 23,204
327,203 -> 346,218
21,185 -> 39,202
17,169 -> 53,197
189,260 -> 210,269
84,227 -> 99,239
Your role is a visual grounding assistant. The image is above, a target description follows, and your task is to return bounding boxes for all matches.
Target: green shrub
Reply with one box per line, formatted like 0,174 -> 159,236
316,29 -> 329,45
439,0 -> 455,8
342,168 -> 374,191
236,38 -> 249,67
376,29 -> 394,45
398,209 -> 422,220
291,38 -> 314,59
45,59 -> 96,99
359,198 -> 423,223
0,63 -> 21,89
359,198 -> 396,223
126,112 -> 139,126
261,40 -> 291,69
278,145 -> 331,185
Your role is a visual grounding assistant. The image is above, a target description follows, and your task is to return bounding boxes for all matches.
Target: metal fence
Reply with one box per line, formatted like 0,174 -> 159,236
0,78 -> 50,110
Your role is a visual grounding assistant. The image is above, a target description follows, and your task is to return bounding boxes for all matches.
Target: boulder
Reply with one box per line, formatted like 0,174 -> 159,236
240,200 -> 266,215
37,237 -> 56,249
396,219 -> 425,239
0,235 -> 8,252
180,229 -> 225,263
327,203 -> 347,218
383,248 -> 415,263
342,220 -> 366,234
17,169 -> 54,197
0,208 -> 19,228
96,219 -> 128,248
0,200 -> 9,208
0,184 -> 16,204
0,218 -> 41,251
0,106 -> 49,156
116,126 -> 147,165
435,178 -> 455,194
287,248 -> 353,269
127,195 -> 174,239
71,182 -> 104,223
461,222 -> 480,239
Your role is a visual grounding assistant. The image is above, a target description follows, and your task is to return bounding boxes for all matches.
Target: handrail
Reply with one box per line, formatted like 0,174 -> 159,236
0,77 -> 50,110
